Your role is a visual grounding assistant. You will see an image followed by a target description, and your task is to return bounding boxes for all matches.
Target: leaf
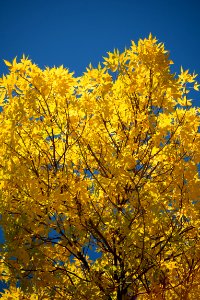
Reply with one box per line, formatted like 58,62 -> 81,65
194,82 -> 199,91
3,59 -> 12,67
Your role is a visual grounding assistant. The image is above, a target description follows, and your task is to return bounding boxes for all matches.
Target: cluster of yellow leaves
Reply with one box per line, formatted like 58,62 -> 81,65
0,34 -> 200,299
0,287 -> 40,299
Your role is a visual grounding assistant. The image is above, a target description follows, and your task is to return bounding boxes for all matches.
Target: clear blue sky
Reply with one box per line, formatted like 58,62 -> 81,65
0,0 -> 200,292
0,0 -> 200,79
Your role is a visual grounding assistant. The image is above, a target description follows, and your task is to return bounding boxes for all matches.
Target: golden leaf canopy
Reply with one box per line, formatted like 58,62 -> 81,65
0,35 -> 199,299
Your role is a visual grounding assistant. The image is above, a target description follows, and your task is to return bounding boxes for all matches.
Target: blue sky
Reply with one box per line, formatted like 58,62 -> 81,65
0,0 -> 200,293
1,0 -> 200,81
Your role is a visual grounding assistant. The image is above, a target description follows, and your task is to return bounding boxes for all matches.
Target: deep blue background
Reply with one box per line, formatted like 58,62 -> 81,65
1,0 -> 200,78
0,0 -> 200,294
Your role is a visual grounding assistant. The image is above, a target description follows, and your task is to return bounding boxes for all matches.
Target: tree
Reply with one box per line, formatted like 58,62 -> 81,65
0,35 -> 200,299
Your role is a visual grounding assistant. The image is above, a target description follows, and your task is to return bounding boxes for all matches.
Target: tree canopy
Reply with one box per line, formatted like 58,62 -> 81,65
0,35 -> 200,299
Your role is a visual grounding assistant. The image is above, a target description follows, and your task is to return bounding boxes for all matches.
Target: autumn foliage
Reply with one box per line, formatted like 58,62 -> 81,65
0,35 -> 200,299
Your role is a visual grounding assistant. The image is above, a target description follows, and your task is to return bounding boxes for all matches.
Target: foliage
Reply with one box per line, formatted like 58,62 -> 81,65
0,35 -> 200,299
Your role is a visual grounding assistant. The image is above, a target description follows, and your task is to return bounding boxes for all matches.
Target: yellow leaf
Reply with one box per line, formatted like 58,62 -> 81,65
4,59 -> 12,67
194,82 -> 199,91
